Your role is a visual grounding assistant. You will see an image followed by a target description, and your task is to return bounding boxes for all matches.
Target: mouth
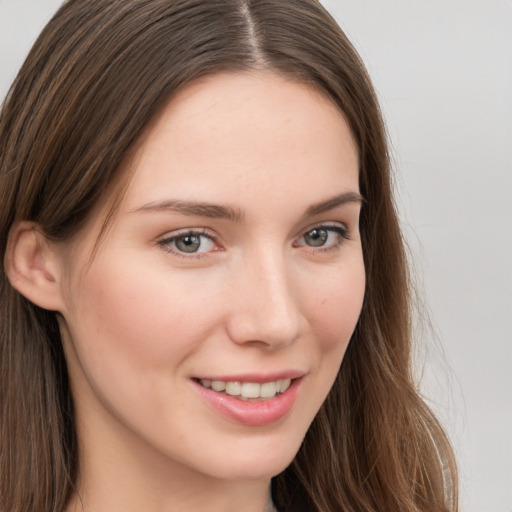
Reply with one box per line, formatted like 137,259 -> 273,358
192,374 -> 303,426
196,378 -> 292,401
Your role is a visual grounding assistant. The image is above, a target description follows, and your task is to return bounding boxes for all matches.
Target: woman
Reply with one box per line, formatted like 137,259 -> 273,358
0,1 -> 458,511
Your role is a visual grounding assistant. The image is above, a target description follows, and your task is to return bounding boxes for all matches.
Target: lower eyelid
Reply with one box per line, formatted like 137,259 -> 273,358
297,225 -> 350,244
317,231 -> 345,248
157,230 -> 218,254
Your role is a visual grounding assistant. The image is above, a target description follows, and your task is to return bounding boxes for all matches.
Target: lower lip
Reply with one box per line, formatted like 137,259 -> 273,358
193,378 -> 302,426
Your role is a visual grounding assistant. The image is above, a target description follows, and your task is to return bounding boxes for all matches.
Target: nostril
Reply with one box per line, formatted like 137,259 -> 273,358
224,263 -> 302,348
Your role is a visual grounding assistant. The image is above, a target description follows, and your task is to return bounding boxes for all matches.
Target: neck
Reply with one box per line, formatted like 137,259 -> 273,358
66,410 -> 275,512
66,459 -> 275,512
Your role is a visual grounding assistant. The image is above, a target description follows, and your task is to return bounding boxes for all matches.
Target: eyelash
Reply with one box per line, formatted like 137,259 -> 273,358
157,224 -> 351,259
295,224 -> 351,253
157,228 -> 218,259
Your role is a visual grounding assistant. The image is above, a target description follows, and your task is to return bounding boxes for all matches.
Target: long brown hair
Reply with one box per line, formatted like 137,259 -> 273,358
0,1 -> 457,511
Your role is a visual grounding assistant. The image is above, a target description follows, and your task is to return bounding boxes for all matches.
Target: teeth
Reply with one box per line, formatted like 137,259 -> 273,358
211,380 -> 226,392
280,378 -> 291,393
199,378 -> 293,399
241,382 -> 260,398
225,381 -> 241,395
260,381 -> 277,398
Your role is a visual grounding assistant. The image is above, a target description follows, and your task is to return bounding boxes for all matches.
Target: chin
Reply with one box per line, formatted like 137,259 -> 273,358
178,431 -> 305,483
208,452 -> 296,482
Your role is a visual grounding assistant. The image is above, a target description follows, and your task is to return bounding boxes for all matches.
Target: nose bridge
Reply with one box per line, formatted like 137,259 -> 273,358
226,244 -> 301,348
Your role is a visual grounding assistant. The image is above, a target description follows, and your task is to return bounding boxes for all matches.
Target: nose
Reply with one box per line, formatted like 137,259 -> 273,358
225,250 -> 303,350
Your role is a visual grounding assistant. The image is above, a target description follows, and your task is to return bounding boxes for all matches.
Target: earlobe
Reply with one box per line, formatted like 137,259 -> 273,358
5,221 -> 65,312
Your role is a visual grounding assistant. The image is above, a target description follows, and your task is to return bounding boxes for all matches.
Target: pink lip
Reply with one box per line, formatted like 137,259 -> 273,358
196,370 -> 304,383
192,374 -> 303,426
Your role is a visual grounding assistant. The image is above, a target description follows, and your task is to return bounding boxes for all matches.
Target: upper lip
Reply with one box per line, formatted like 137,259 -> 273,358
193,370 -> 305,383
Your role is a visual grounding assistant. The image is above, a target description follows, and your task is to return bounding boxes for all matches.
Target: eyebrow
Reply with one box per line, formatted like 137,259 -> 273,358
304,192 -> 364,216
130,191 -> 363,222
131,199 -> 244,222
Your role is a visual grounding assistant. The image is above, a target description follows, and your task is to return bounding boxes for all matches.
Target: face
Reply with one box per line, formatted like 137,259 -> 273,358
56,72 -> 365,484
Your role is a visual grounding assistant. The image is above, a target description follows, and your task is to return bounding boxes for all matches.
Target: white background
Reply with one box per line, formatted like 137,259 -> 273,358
1,1 -> 511,511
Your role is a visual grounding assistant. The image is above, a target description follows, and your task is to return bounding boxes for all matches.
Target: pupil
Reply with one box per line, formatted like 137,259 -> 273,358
176,235 -> 200,253
306,229 -> 328,247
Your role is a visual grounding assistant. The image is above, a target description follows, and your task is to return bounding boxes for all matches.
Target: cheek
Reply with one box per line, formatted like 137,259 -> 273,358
289,254 -> 365,437
63,257 -> 220,381
303,256 -> 365,354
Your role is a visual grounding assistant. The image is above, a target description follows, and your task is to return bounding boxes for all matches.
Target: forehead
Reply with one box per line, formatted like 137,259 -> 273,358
122,71 -> 359,212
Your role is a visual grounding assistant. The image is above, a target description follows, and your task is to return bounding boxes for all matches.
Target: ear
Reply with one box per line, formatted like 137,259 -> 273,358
4,221 -> 65,312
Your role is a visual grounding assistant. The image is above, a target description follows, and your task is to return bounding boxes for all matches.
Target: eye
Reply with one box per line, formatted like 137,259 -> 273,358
296,225 -> 350,251
158,230 -> 217,256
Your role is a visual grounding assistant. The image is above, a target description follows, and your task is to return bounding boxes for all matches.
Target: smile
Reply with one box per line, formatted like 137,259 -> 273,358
199,379 -> 292,400
193,375 -> 302,426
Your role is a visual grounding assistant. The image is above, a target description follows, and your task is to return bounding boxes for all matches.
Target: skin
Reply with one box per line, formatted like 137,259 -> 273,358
51,72 -> 365,512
